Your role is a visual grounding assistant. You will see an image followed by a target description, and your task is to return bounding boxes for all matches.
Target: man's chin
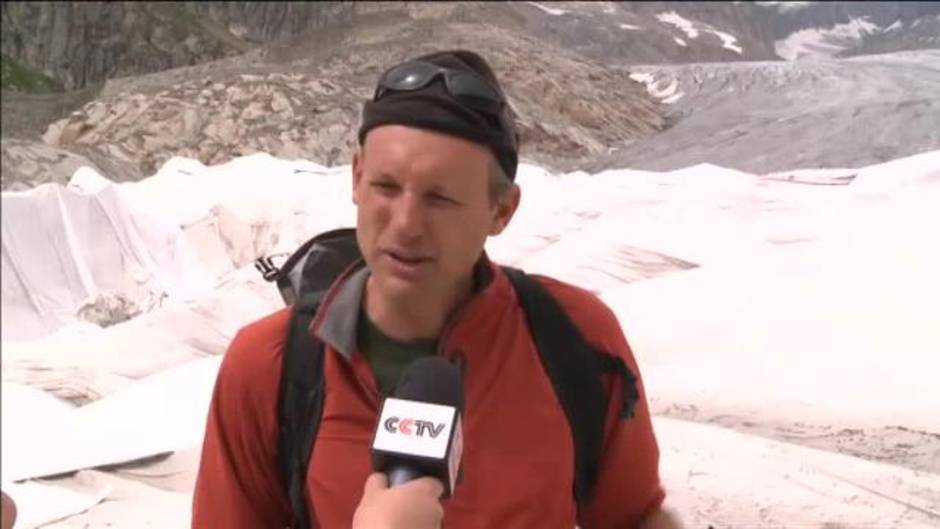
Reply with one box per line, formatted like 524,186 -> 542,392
371,271 -> 433,301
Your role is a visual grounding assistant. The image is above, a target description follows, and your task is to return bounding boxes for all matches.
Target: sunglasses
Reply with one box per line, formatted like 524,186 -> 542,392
373,60 -> 517,149
375,60 -> 506,105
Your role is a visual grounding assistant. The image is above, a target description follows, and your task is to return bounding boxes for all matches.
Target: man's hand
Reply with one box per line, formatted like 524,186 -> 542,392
352,473 -> 445,529
1,491 -> 16,529
640,507 -> 684,529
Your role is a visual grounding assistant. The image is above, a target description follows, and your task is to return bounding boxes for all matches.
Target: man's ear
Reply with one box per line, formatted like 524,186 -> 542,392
489,184 -> 521,236
352,147 -> 363,206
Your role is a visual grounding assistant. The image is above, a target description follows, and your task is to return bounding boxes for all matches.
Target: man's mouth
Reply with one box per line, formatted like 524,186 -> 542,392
386,250 -> 431,265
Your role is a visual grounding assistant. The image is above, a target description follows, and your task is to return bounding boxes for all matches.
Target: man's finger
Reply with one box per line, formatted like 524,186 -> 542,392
361,472 -> 389,499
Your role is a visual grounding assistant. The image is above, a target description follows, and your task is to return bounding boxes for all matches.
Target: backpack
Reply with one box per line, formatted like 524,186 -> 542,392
254,228 -> 638,529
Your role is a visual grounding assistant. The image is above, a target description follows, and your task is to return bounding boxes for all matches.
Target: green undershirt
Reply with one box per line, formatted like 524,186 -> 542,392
357,311 -> 438,397
356,265 -> 488,397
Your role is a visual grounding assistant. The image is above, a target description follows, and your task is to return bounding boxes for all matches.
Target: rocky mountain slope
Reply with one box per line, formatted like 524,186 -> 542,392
0,2 -> 354,91
5,2 -> 938,95
841,11 -> 940,57
486,1 -> 940,66
1,2 -> 666,189
766,1 -> 940,60
510,1 -> 779,64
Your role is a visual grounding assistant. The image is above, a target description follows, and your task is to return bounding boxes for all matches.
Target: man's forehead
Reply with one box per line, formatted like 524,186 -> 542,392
362,126 -> 492,175
363,125 -> 491,156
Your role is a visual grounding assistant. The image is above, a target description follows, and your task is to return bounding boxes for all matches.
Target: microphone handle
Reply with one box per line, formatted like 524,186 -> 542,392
387,465 -> 423,487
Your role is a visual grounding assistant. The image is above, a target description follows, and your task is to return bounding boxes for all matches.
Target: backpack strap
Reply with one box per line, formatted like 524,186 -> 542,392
595,351 -> 639,420
501,266 -> 611,508
276,293 -> 326,529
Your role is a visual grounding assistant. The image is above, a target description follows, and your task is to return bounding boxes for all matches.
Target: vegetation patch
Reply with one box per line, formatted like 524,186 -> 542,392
1,53 -> 64,94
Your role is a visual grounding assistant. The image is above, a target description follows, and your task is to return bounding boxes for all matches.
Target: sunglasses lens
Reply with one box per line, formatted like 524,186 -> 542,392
446,72 -> 502,103
383,62 -> 437,90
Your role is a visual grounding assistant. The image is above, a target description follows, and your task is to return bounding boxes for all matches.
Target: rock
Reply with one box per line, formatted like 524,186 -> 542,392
270,91 -> 292,116
85,102 -> 108,124
42,120 -> 65,145
181,108 -> 204,138
58,118 -> 90,145
0,139 -> 100,190
240,100 -> 267,121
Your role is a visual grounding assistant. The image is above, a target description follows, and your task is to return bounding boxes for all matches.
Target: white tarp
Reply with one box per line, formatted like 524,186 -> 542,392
657,417 -> 940,527
2,356 -> 220,483
2,150 -> 939,527
0,181 -> 213,341
602,152 -> 940,433
2,479 -> 110,529
1,154 -> 353,342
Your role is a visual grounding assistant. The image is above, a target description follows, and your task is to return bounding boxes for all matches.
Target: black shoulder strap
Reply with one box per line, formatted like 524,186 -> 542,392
595,349 -> 639,421
502,267 -> 640,507
501,266 -> 610,507
277,293 -> 326,529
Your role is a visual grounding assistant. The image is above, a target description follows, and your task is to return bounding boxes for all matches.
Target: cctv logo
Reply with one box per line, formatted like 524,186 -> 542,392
384,417 -> 446,438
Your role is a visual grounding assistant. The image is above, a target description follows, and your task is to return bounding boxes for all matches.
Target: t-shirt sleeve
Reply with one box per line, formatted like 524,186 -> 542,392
191,312 -> 293,529
550,283 -> 666,529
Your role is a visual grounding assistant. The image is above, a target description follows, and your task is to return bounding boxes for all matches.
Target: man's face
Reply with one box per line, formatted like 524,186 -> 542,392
352,125 -> 519,305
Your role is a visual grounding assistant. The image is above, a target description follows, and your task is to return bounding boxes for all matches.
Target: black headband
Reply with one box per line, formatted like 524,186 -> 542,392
357,52 -> 519,180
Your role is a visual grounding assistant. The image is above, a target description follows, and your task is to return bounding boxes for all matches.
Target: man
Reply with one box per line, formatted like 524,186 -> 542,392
192,50 -> 680,528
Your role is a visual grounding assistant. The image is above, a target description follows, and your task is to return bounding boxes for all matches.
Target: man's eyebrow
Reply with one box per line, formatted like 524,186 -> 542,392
426,185 -> 464,204
425,184 -> 453,195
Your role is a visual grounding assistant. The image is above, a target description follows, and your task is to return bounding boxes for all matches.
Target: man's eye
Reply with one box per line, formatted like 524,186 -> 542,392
429,193 -> 458,205
371,181 -> 398,193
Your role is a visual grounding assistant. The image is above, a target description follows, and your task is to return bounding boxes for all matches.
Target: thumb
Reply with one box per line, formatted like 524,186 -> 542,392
361,472 -> 389,499
407,476 -> 445,499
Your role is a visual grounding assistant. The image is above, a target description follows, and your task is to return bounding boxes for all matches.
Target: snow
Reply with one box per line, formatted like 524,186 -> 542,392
3,148 -> 939,527
885,19 -> 904,32
629,73 -> 685,104
525,1 -> 566,16
650,78 -> 679,99
660,92 -> 683,105
656,10 -> 742,54
657,11 -> 699,39
618,23 -> 641,31
629,72 -> 654,84
755,1 -> 815,13
705,28 -> 744,54
776,17 -> 882,61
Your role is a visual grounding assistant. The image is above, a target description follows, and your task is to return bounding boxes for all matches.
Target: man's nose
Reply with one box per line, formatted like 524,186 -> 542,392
389,193 -> 425,239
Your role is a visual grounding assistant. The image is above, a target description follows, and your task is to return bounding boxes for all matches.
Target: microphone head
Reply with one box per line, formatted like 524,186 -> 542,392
371,356 -> 465,498
393,356 -> 465,411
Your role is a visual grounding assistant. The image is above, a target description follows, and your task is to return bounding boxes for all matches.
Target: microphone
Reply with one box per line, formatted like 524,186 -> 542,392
370,356 -> 465,499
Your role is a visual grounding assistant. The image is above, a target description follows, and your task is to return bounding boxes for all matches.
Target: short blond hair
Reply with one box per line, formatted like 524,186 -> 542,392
488,157 -> 513,205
